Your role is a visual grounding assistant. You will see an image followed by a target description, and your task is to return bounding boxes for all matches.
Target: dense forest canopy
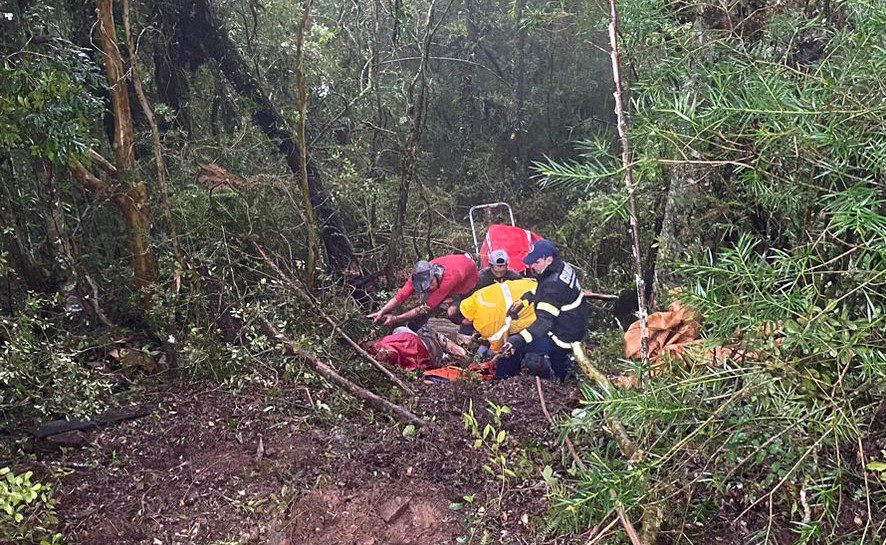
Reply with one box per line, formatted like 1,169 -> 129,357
1,0 -> 883,543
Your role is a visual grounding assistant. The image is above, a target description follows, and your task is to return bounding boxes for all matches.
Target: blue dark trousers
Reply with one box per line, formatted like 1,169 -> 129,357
495,334 -> 571,380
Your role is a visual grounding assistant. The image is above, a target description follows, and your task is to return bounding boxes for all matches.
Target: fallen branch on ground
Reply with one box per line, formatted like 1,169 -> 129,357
572,344 -> 639,460
573,343 -> 664,545
35,404 -> 153,439
611,490 -> 643,545
257,316 -> 427,428
248,238 -> 415,395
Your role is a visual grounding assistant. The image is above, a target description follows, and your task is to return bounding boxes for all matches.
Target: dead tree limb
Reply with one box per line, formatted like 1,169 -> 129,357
610,489 -> 644,545
572,344 -> 640,460
257,316 -> 426,428
573,343 -> 663,544
121,0 -> 182,265
248,239 -> 415,395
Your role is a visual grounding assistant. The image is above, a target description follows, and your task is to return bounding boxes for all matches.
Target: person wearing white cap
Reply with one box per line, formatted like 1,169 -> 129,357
474,249 -> 522,292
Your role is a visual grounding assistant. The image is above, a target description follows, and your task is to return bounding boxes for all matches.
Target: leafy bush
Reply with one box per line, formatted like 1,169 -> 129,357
0,467 -> 63,544
0,297 -> 112,428
537,0 -> 886,541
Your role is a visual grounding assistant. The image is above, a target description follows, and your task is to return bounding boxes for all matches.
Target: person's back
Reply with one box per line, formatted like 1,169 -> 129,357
531,258 -> 587,347
459,278 -> 537,353
370,253 -> 479,329
393,253 -> 479,309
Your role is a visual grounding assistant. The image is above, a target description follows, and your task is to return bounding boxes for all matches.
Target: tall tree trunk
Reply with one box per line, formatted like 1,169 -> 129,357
506,0 -> 529,174
122,0 -> 182,266
385,0 -> 438,279
188,0 -> 358,277
95,0 -> 158,313
608,0 -> 649,366
366,0 -> 386,253
458,0 -> 479,162
152,3 -> 193,134
294,0 -> 321,290
653,4 -> 714,298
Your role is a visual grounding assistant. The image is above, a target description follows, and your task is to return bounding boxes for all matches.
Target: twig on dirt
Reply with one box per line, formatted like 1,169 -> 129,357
248,238 -> 415,395
857,435 -> 873,542
535,376 -> 587,471
257,316 -> 427,428
585,516 -> 619,545
610,490 -> 643,545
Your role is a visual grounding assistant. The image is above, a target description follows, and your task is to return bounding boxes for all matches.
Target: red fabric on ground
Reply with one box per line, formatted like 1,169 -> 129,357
479,224 -> 544,273
369,332 -> 434,371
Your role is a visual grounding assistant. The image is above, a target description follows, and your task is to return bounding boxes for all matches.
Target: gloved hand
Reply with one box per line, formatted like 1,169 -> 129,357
507,300 -> 524,319
499,342 -> 515,357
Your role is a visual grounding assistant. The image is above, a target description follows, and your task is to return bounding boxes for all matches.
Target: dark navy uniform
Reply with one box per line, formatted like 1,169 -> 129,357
501,258 -> 588,379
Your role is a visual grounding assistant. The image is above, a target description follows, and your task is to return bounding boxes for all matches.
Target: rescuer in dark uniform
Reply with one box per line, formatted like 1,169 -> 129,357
499,239 -> 588,380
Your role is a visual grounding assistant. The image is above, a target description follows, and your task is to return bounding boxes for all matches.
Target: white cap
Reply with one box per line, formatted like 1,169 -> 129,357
489,249 -> 509,265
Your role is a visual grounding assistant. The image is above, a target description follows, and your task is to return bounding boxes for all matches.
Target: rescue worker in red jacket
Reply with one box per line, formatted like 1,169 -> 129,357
500,239 -> 587,380
368,253 -> 479,330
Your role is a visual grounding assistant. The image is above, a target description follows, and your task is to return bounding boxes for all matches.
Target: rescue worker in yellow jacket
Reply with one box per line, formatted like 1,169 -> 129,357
453,278 -> 538,354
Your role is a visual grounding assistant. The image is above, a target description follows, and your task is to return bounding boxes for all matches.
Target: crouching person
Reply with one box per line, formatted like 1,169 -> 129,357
500,240 -> 588,380
368,253 -> 479,330
454,278 -> 539,357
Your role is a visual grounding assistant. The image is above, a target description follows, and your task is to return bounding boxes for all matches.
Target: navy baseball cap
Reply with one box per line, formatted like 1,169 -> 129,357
522,239 -> 558,265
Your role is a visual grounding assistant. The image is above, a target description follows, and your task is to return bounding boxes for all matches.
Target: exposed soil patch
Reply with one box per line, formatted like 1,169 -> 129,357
31,375 -> 579,544
288,483 -> 457,545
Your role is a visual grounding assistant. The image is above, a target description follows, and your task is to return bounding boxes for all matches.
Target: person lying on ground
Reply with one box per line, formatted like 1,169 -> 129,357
473,249 -> 522,292
368,326 -> 467,371
499,239 -> 588,380
367,253 -> 479,330
452,278 -> 538,354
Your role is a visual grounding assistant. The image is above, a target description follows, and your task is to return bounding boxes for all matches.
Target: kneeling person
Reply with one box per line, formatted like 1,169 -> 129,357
456,278 -> 538,355
368,253 -> 479,330
502,239 -> 588,380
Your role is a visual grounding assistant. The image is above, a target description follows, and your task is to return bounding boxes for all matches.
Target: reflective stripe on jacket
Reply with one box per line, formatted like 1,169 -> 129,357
510,259 -> 588,351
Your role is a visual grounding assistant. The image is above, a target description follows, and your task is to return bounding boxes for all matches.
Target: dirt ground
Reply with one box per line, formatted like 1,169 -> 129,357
29,375 -> 577,545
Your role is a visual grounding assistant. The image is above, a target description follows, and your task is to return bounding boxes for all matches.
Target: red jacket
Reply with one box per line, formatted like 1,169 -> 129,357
394,254 -> 479,308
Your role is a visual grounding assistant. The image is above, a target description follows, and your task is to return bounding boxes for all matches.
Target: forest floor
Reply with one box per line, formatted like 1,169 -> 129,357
30,374 -> 577,545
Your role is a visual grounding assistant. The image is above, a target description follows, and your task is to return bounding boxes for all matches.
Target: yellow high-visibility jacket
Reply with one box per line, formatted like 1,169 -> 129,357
459,279 -> 537,353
